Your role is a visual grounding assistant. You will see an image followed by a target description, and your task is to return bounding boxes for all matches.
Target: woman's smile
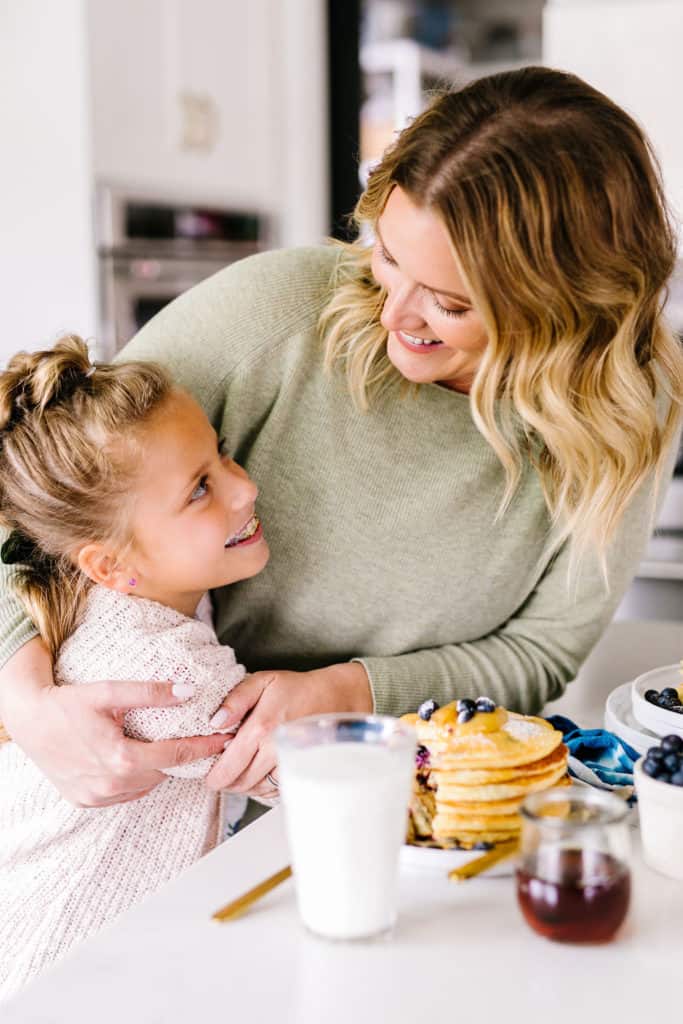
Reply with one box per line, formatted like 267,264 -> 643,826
395,329 -> 445,352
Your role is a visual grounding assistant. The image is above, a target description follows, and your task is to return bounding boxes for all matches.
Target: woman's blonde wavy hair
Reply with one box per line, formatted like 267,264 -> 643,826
0,335 -> 172,657
321,66 -> 683,577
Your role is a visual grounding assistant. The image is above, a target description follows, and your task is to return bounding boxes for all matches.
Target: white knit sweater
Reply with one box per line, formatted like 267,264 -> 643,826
0,586 -> 246,1001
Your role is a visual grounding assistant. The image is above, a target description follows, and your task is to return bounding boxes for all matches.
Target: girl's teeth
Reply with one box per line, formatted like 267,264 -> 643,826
225,515 -> 259,548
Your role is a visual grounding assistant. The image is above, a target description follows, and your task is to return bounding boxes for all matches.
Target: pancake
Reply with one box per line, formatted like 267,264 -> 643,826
433,742 -> 567,785
403,698 -> 568,849
432,811 -> 522,834
432,794 -> 525,817
433,758 -> 569,803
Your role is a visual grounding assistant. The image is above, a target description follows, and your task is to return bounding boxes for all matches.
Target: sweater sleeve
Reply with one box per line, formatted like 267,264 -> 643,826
121,634 -> 245,780
0,556 -> 39,670
358,452 -> 675,717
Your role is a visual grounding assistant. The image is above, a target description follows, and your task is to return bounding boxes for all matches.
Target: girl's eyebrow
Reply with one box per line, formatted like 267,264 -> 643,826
375,223 -> 472,305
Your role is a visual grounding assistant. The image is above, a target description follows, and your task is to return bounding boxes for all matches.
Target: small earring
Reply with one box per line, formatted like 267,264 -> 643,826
128,578 -> 137,588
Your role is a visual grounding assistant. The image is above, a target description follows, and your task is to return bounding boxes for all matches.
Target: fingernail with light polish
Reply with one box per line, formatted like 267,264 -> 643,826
209,708 -> 232,729
172,683 -> 195,699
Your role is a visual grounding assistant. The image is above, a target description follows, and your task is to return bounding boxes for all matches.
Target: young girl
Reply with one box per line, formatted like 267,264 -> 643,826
0,336 -> 274,999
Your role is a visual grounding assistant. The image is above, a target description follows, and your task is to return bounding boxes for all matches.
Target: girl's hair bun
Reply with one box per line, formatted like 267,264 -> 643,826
0,334 -> 93,432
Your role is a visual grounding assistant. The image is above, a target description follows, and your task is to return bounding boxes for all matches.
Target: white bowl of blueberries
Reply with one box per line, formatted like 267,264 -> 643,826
635,734 -> 683,881
631,664 -> 683,741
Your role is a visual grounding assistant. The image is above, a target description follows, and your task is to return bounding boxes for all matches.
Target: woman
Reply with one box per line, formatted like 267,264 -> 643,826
1,67 -> 682,806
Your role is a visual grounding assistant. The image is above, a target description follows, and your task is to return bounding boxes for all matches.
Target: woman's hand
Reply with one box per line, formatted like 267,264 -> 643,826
0,637 -> 230,807
205,662 -> 373,793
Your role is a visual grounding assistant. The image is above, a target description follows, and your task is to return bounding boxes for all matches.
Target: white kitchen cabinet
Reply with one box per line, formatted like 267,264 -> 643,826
87,0 -> 281,214
2,0 -> 329,360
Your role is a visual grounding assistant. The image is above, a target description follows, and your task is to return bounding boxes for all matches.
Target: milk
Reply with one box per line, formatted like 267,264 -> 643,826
278,741 -> 414,940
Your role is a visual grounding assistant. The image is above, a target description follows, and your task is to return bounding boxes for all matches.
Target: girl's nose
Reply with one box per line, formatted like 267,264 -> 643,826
225,461 -> 258,509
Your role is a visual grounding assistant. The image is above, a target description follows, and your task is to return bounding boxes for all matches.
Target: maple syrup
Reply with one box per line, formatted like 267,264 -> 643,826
517,848 -> 630,943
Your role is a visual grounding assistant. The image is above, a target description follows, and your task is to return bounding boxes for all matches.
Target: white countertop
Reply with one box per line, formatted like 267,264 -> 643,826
5,653 -> 683,1021
4,804 -> 682,1023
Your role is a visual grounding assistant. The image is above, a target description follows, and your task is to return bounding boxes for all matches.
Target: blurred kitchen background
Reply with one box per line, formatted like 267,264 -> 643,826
1,0 -> 682,621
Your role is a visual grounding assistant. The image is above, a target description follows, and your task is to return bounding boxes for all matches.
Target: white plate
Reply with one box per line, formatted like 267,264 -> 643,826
604,680 -> 661,755
400,843 -> 514,877
631,664 -> 683,740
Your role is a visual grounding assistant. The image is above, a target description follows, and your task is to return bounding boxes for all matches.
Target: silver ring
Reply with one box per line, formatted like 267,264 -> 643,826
265,771 -> 279,789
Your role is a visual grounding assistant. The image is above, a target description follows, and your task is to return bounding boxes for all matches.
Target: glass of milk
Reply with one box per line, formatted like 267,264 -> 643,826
276,713 -> 416,941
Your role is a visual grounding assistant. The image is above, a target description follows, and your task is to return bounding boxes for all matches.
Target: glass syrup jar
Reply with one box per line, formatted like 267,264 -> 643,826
516,785 -> 632,943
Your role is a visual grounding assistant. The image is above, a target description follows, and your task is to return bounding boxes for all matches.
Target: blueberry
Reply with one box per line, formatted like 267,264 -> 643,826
646,746 -> 665,761
473,841 -> 493,851
418,699 -> 439,721
659,772 -> 673,785
670,770 -> 683,787
415,745 -> 431,769
661,735 -> 683,754
660,687 -> 679,701
657,695 -> 677,709
645,689 -> 659,704
458,707 -> 475,724
643,758 -> 664,778
456,698 -> 476,714
663,753 -> 681,773
475,697 -> 496,713
670,706 -> 683,715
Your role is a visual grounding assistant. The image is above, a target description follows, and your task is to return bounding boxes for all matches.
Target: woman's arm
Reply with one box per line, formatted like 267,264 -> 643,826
0,634 -> 230,806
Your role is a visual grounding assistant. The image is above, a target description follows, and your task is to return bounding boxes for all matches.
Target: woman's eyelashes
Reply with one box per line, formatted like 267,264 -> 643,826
432,296 -> 469,319
377,243 -> 469,319
377,243 -> 397,267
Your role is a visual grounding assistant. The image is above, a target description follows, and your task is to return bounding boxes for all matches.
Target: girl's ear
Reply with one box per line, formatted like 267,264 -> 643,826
77,544 -> 136,593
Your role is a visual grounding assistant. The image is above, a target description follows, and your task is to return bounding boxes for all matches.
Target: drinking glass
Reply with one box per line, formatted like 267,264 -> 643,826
516,785 -> 631,943
275,713 -> 416,941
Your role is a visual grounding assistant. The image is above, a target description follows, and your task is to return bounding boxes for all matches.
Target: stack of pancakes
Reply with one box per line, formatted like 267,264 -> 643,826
402,701 -> 569,849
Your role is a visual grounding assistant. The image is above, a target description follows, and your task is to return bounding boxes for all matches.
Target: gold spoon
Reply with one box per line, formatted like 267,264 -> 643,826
212,865 -> 292,922
448,839 -> 519,882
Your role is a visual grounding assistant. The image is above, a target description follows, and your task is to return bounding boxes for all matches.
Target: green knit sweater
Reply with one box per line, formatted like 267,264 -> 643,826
0,247 -> 662,715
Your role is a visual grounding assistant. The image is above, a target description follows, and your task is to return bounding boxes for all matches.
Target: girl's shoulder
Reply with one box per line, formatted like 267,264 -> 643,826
55,587 -> 230,686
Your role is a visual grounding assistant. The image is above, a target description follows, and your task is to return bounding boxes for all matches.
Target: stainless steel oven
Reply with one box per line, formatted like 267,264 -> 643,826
96,186 -> 266,358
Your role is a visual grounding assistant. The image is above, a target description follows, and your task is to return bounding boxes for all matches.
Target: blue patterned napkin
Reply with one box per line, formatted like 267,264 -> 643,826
545,714 -> 641,801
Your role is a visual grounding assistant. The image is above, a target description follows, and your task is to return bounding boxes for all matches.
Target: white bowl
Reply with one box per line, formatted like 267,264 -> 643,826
631,664 -> 683,740
604,680 -> 661,756
634,757 -> 683,880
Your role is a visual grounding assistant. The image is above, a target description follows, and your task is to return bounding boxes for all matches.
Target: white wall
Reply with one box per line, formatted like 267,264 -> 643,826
544,0 -> 683,231
0,0 -> 97,365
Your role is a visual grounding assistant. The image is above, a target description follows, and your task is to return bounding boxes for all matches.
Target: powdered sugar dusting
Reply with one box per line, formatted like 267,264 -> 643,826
504,719 -> 546,742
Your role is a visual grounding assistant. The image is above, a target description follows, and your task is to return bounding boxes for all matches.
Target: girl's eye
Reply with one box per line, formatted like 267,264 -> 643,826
433,295 -> 469,319
190,475 -> 209,502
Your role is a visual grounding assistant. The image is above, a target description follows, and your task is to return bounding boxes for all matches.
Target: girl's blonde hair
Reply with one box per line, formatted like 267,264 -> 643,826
321,66 -> 683,574
0,335 -> 172,656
